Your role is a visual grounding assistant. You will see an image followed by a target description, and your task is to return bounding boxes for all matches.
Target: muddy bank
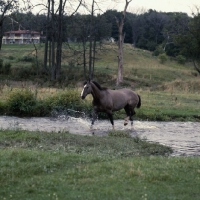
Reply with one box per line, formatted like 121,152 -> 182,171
0,116 -> 199,156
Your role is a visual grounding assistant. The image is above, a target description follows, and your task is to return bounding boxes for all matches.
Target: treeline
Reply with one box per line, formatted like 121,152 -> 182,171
2,8 -> 200,73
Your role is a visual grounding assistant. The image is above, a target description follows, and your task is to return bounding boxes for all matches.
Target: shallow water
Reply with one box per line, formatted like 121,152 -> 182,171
0,116 -> 199,156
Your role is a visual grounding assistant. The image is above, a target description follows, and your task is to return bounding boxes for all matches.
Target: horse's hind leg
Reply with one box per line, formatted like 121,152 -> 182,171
130,108 -> 136,128
124,105 -> 130,126
107,112 -> 114,129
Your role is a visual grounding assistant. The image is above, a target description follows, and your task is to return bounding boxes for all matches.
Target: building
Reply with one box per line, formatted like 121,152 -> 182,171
2,29 -> 40,44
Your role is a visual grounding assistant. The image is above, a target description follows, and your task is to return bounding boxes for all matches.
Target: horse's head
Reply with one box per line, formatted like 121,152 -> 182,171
80,81 -> 92,99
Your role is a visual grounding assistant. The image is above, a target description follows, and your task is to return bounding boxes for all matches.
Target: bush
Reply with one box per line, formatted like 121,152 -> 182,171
158,53 -> 167,64
8,56 -> 15,60
19,55 -> 35,62
45,89 -> 85,111
7,89 -> 37,116
0,101 -> 7,115
0,59 -> 3,72
176,55 -> 186,65
12,66 -> 33,79
3,62 -> 11,75
153,45 -> 165,56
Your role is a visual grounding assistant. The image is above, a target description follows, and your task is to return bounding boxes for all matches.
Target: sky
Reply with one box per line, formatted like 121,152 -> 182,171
31,0 -> 200,16
107,0 -> 199,15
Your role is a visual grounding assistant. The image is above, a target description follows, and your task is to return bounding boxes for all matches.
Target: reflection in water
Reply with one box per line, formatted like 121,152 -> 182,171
0,116 -> 199,156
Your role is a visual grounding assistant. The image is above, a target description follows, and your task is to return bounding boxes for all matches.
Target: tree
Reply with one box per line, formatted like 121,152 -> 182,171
43,0 -> 82,80
0,0 -> 18,50
65,1 -> 111,80
115,0 -> 132,86
174,9 -> 200,74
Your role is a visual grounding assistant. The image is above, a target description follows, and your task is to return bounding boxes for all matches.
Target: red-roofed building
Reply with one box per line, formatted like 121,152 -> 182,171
2,29 -> 40,44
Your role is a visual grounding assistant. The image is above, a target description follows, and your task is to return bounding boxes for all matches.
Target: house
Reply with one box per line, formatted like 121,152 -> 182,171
2,29 -> 40,44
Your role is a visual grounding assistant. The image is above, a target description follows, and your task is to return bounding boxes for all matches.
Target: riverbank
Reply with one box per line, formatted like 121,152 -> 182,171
0,116 -> 199,156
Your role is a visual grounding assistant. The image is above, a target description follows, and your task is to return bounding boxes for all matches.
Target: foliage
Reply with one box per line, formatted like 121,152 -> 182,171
3,62 -> 11,74
153,45 -> 165,56
7,89 -> 36,116
19,55 -> 35,62
173,11 -> 200,73
176,55 -> 186,65
11,66 -> 33,79
158,53 -> 167,63
0,59 -> 3,71
0,59 -> 11,74
45,89 -> 84,110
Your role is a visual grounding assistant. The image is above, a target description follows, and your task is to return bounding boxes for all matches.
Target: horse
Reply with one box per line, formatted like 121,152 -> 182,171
80,80 -> 141,129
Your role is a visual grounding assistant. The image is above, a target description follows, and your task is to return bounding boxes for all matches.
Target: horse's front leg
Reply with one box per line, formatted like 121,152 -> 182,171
91,110 -> 98,129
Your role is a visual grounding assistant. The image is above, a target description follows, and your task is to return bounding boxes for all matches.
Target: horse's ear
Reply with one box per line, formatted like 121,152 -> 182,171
88,78 -> 91,83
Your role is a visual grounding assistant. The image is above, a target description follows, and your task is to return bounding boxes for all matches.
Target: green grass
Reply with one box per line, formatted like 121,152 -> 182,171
0,44 -> 200,200
0,43 -> 200,122
0,129 -> 199,199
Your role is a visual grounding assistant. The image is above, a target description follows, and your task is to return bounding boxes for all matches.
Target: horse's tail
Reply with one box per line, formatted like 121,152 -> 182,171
137,94 -> 141,108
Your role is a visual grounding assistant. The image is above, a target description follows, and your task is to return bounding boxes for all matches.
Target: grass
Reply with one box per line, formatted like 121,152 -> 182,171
0,44 -> 200,199
0,129 -> 199,199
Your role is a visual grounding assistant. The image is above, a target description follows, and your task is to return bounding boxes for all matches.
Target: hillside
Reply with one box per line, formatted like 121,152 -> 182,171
0,43 -> 199,121
1,43 -> 199,90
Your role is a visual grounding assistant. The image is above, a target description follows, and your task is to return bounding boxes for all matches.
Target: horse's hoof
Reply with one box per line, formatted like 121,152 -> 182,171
124,122 -> 128,126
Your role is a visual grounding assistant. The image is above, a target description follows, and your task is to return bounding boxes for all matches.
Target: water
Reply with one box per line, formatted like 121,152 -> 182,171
0,115 -> 199,156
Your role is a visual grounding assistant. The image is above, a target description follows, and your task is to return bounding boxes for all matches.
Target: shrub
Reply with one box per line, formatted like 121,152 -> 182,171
8,56 -> 15,60
19,55 -> 35,62
45,89 -> 84,110
158,53 -> 167,64
176,55 -> 186,65
153,45 -> 165,56
12,66 -> 32,79
0,59 -> 3,72
7,89 -> 37,116
3,62 -> 11,75
0,101 -> 7,115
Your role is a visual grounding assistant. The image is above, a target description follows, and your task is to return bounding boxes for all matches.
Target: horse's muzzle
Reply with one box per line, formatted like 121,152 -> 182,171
81,95 -> 85,100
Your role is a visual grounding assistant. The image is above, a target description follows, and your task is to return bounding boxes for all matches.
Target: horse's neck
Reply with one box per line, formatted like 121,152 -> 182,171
91,83 -> 104,100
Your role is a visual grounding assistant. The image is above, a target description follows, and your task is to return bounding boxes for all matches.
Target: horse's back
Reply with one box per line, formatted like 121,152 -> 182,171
108,88 -> 139,110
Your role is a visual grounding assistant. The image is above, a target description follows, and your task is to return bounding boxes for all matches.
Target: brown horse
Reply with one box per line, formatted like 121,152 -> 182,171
80,80 -> 141,129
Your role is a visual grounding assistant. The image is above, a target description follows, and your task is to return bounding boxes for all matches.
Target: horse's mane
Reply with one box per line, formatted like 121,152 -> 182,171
92,81 -> 107,90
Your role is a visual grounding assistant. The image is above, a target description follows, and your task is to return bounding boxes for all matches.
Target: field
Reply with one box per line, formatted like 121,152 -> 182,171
0,129 -> 200,200
0,43 -> 200,121
0,44 -> 200,199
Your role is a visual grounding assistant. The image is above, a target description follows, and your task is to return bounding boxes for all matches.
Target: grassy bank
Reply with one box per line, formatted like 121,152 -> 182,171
0,129 -> 200,200
0,85 -> 199,121
0,43 -> 200,121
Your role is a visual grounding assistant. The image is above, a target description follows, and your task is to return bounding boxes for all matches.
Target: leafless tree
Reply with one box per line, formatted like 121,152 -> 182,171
0,0 -> 19,50
115,0 -> 132,86
43,0 -> 82,80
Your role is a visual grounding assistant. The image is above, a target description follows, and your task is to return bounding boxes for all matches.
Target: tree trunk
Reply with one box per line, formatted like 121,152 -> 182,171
51,0 -> 56,80
192,60 -> 200,74
116,0 -> 132,86
43,0 -> 50,73
56,0 -> 63,79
